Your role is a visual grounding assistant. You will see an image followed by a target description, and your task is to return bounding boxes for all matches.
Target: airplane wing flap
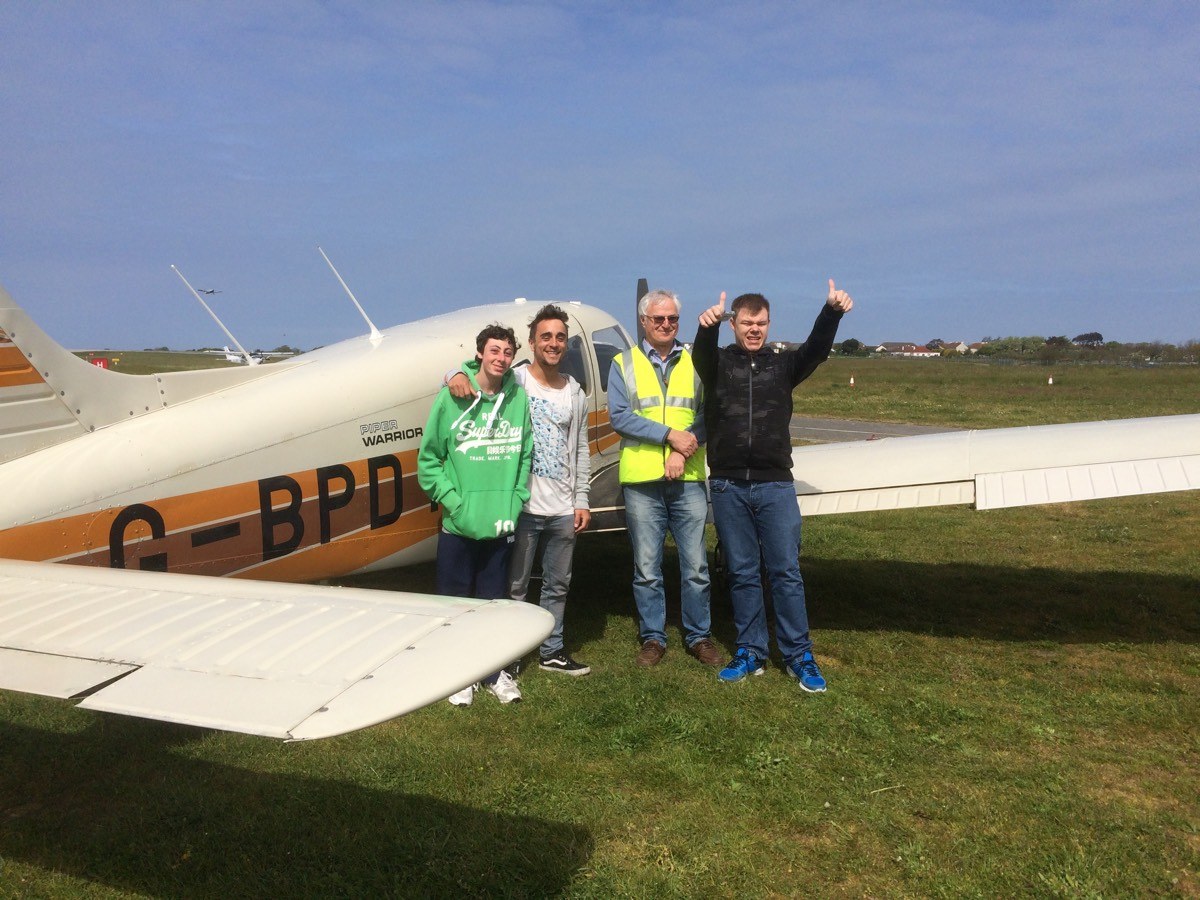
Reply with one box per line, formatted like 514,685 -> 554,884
976,454 -> 1200,510
798,481 -> 975,516
77,665 -> 325,739
0,559 -> 553,740
794,415 -> 1200,515
0,646 -> 136,698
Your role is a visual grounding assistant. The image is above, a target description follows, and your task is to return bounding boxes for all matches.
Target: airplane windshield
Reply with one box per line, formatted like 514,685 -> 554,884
561,335 -> 587,392
591,325 -> 631,392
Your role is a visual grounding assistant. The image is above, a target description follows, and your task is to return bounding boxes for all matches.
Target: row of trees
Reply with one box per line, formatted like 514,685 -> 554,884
836,336 -> 1199,364
974,336 -> 1198,364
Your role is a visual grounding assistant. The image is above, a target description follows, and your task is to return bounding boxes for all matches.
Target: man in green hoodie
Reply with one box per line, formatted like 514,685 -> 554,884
418,323 -> 533,705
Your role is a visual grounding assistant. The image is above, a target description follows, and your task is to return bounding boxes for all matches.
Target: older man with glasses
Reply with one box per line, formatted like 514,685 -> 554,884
606,289 -> 721,669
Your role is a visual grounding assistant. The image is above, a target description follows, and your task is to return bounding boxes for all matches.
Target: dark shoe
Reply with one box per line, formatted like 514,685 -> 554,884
687,638 -> 723,667
539,652 -> 591,676
635,640 -> 666,667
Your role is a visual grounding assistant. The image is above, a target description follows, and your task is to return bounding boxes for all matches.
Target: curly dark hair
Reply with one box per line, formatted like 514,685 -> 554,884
475,323 -> 519,355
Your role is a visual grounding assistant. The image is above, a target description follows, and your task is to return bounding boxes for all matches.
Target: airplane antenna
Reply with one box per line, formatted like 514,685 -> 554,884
171,265 -> 258,365
317,246 -> 382,342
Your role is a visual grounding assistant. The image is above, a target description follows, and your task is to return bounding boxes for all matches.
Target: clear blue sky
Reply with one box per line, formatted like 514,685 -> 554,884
2,2 -> 1197,351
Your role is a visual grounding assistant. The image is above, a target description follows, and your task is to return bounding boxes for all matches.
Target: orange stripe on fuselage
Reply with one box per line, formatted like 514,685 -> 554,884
0,450 -> 442,582
232,503 -> 441,582
588,408 -> 620,453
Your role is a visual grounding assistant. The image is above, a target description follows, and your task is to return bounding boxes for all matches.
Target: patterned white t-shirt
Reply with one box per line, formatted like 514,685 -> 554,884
522,373 -> 575,517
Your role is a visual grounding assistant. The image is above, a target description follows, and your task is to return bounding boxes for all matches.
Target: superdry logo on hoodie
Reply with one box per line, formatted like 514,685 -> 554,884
454,418 -> 525,454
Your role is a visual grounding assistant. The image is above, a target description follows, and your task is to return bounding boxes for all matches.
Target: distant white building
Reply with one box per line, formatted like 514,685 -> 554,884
874,342 -> 940,358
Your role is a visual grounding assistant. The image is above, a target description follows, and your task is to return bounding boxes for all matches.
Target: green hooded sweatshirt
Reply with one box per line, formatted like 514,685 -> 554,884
417,358 -> 532,540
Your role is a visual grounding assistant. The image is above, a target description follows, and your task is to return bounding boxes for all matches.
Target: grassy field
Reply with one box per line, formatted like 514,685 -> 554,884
1,360 -> 1197,897
803,356 -> 1200,427
74,350 -> 242,375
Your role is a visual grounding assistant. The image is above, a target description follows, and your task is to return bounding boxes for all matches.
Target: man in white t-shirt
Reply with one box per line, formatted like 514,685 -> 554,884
448,304 -> 592,677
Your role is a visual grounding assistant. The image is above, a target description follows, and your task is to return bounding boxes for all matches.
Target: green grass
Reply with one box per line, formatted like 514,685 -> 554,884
2,365 -> 1198,897
802,356 -> 1200,427
75,350 -> 241,376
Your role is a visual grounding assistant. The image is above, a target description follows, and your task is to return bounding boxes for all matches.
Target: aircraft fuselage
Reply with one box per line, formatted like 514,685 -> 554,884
0,300 -> 628,582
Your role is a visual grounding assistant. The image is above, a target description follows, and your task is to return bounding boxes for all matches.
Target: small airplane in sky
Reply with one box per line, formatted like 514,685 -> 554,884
197,288 -> 221,295
0,275 -> 1197,741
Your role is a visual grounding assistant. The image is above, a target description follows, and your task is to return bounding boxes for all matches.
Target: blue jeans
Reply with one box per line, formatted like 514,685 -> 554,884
623,480 -> 711,647
709,478 -> 812,664
508,512 -> 577,657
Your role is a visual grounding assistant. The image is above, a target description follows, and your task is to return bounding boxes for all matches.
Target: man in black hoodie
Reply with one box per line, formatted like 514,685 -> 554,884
692,280 -> 854,692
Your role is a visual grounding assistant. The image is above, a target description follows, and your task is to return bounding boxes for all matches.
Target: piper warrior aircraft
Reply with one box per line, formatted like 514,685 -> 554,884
1,278 -> 1198,742
0,281 -> 634,742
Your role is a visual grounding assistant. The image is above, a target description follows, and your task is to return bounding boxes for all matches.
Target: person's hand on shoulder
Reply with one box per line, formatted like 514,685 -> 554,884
447,371 -> 475,398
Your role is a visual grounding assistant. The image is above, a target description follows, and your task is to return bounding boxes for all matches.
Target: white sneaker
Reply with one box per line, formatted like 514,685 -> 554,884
447,684 -> 477,706
487,670 -> 522,704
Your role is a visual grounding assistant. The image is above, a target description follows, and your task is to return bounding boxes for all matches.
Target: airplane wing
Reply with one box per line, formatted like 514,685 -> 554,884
0,559 -> 551,741
793,413 -> 1200,515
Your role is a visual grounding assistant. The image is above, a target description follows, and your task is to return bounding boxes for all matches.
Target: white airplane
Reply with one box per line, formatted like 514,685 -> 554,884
1,277 -> 1198,742
217,345 -> 258,365
217,345 -> 276,365
0,285 -> 626,741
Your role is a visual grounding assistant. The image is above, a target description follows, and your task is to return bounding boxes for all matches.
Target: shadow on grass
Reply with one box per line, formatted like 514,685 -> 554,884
501,532 -> 1200,648
801,557 -> 1200,644
346,531 -> 1200,648
0,717 -> 592,897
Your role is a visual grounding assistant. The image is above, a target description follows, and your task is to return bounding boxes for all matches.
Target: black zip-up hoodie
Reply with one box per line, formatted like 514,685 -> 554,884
692,304 -> 843,482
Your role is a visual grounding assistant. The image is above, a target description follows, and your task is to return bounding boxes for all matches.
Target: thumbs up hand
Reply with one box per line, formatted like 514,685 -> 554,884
699,291 -> 727,327
827,279 -> 853,313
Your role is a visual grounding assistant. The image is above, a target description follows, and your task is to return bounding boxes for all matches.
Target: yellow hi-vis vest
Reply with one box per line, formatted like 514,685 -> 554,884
617,347 -> 706,483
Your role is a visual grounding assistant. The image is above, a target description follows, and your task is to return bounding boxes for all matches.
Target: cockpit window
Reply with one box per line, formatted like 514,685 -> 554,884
560,335 -> 587,392
592,325 -> 632,393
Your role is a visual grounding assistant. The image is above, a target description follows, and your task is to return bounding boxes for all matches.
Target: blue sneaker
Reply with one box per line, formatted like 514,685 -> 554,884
787,651 -> 827,693
719,648 -> 765,683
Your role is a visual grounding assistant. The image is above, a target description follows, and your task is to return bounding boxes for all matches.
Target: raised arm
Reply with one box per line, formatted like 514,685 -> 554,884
787,279 -> 853,386
691,291 -> 726,387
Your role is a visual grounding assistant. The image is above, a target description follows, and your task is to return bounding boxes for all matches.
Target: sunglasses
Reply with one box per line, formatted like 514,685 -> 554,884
643,315 -> 679,326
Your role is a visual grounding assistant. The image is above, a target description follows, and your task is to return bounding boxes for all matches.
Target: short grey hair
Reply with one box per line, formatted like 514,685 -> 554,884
638,289 -> 681,318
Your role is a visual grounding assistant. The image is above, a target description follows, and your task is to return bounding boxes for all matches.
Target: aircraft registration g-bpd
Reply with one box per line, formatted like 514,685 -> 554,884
2,278 -> 1199,742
